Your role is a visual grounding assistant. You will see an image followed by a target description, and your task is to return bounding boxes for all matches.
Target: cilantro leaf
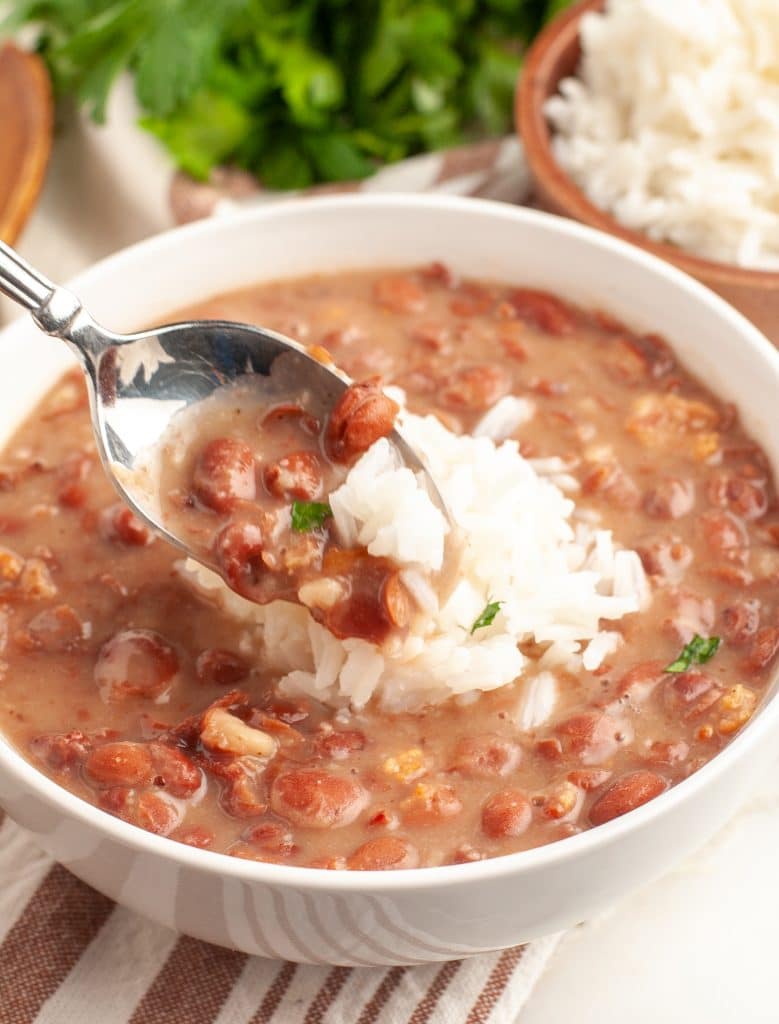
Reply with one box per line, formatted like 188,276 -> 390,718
291,500 -> 333,533
470,599 -> 503,635
15,0 -> 579,188
665,634 -> 721,674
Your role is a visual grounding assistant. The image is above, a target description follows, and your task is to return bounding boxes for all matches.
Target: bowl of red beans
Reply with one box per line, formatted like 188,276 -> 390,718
0,195 -> 776,964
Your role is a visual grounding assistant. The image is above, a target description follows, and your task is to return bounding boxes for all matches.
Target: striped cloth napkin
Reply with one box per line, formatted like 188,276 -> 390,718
0,811 -> 562,1023
0,121 -> 562,1023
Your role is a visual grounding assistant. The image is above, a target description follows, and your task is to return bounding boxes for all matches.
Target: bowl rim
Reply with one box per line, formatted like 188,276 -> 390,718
1,191 -> 778,892
516,0 -> 779,288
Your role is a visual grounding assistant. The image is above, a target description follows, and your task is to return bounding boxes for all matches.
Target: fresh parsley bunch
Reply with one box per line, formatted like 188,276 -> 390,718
10,0 -> 572,188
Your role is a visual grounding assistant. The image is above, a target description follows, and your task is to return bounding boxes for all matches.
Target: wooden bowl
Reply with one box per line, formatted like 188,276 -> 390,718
516,0 -> 779,343
0,43 -> 52,244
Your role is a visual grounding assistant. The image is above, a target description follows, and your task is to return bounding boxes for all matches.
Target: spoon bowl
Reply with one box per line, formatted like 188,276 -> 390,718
0,240 -> 451,573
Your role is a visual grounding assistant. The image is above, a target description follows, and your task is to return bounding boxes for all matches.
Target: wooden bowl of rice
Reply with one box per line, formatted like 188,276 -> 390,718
516,0 -> 779,344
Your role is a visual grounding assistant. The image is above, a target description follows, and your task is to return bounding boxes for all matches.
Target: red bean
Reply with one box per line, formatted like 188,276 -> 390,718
581,461 -> 640,509
220,756 -> 269,819
699,510 -> 748,559
135,791 -> 181,835
174,825 -> 215,849
440,365 -> 511,412
99,503 -> 153,546
30,729 -> 94,771
449,283 -> 493,318
315,729 -> 366,760
643,478 -> 695,519
567,768 -> 612,791
347,836 -> 419,870
636,536 -> 692,581
721,599 -> 761,647
382,572 -> 411,630
214,519 -> 266,591
84,742 -> 155,789
263,451 -> 323,501
243,821 -> 296,857
196,648 -> 249,687
588,770 -> 666,825
707,471 -> 767,521
481,789 -> 532,838
411,321 -> 451,352
148,742 -> 201,798
643,740 -> 689,767
508,288 -> 577,335
94,628 -> 179,701
615,660 -> 667,705
664,670 -> 723,720
192,438 -> 256,512
270,769 -> 367,829
402,784 -> 462,826
450,734 -> 521,778
373,274 -> 426,314
555,711 -> 628,765
745,626 -> 779,673
664,588 -> 715,644
325,381 -> 399,464
17,604 -> 85,652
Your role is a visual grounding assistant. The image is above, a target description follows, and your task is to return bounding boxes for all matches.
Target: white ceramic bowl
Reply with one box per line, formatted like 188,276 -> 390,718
0,196 -> 777,966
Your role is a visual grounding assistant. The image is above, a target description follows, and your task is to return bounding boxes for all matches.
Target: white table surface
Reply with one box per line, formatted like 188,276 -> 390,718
5,110 -> 779,1024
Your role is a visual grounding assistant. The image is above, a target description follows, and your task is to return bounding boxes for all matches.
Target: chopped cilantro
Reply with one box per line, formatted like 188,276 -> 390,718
665,634 -> 721,673
470,600 -> 503,635
291,500 -> 332,533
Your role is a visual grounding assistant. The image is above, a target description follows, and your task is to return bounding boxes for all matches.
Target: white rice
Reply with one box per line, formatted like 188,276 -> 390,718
180,406 -> 649,712
545,0 -> 779,269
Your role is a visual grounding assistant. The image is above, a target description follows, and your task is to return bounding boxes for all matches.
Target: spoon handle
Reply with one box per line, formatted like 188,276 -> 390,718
0,240 -> 94,355
0,239 -> 54,310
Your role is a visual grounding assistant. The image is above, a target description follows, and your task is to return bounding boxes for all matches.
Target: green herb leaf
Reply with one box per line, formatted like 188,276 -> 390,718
665,634 -> 721,673
291,500 -> 333,533
15,0 -> 580,189
470,599 -> 503,635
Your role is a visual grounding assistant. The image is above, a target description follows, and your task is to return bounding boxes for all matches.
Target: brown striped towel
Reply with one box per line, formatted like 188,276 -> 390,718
0,812 -> 562,1023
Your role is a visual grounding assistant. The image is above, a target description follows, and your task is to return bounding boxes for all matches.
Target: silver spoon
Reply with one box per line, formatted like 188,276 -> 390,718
0,240 -> 453,575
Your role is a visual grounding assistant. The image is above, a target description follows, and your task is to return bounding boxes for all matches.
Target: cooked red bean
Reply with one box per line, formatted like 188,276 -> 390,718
17,604 -> 86,652
173,825 -> 215,849
214,519 -> 267,591
94,629 -> 179,702
509,288 -> 577,335
481,790 -> 532,838
720,599 -> 761,646
270,769 -> 367,829
745,626 -> 779,673
193,438 -> 256,512
196,648 -> 249,687
402,784 -> 462,826
347,836 -> 419,870
148,742 -> 201,798
325,381 -> 399,464
555,711 -> 629,765
664,670 -> 723,720
99,503 -> 153,546
220,756 -> 269,819
588,771 -> 667,825
85,742 -> 155,789
243,821 -> 296,857
31,729 -> 94,771
373,274 -> 426,314
637,536 -> 693,581
643,478 -> 695,519
451,734 -> 521,778
135,791 -> 181,835
707,471 -> 767,520
440,365 -> 510,412
315,729 -> 366,760
699,509 -> 748,558
263,451 -> 323,501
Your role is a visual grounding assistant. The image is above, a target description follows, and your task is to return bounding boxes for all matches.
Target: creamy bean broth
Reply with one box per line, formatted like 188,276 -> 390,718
0,264 -> 776,870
